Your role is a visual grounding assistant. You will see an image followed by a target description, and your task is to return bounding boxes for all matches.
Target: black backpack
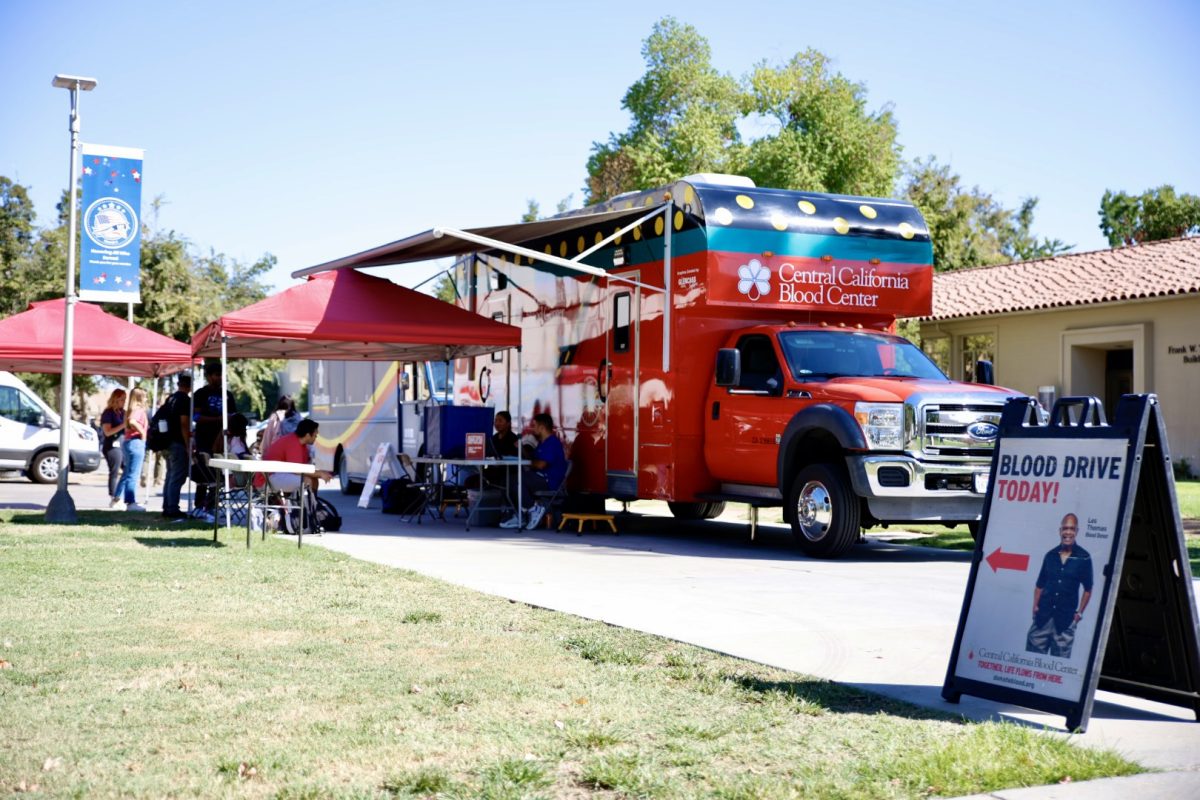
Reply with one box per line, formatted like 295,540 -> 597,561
284,495 -> 341,534
147,393 -> 186,452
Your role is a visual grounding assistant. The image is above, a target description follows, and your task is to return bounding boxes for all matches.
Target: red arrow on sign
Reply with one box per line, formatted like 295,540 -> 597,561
986,547 -> 1030,573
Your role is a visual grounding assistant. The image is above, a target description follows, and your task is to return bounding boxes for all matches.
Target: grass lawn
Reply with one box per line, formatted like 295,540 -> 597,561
0,511 -> 1143,799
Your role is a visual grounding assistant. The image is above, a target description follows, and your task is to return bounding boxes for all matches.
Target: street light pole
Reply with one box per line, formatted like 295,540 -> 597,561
45,74 -> 98,524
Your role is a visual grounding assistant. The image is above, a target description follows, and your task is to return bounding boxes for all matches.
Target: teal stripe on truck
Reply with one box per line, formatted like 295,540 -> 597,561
707,227 -> 933,265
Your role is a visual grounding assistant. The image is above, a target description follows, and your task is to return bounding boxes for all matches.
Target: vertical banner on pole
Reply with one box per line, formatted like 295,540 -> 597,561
79,143 -> 144,303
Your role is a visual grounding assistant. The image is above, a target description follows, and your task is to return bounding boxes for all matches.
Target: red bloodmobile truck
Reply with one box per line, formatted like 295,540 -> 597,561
296,174 -> 1024,557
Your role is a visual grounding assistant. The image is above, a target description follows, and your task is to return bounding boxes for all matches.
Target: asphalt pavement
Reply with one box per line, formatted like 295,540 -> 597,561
4,469 -> 1198,798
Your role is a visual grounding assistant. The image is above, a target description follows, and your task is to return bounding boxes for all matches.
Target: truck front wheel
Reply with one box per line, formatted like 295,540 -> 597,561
786,464 -> 861,559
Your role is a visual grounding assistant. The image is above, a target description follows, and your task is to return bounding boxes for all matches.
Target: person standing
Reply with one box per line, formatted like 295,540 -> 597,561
100,388 -> 127,508
192,363 -> 237,513
114,388 -> 149,512
160,374 -> 192,519
259,395 -> 295,455
1026,512 -> 1093,658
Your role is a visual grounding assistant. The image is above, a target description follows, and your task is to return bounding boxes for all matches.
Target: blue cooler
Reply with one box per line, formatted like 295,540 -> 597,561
423,405 -> 494,458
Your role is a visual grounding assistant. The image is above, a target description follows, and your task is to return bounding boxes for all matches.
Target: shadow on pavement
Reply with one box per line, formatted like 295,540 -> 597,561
331,507 -> 975,565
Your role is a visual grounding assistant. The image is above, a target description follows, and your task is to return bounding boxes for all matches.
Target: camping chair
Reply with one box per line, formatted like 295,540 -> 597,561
533,461 -> 573,529
399,452 -> 440,523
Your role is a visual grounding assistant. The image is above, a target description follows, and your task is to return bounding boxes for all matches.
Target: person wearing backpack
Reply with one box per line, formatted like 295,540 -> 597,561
192,363 -> 237,516
158,373 -> 192,520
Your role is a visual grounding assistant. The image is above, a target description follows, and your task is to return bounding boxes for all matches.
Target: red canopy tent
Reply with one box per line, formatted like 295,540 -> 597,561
0,298 -> 194,377
191,269 -> 520,360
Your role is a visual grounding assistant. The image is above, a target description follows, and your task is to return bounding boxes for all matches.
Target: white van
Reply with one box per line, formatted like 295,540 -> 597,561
0,371 -> 101,483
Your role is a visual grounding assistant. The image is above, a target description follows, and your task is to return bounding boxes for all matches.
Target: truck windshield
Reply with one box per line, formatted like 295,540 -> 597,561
778,330 -> 948,381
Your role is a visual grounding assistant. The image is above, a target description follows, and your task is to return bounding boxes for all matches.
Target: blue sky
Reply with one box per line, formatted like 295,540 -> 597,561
2,0 -> 1197,293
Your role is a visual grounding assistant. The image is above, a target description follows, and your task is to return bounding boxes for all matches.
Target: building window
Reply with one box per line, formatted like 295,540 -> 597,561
960,333 -> 995,383
921,336 -> 951,376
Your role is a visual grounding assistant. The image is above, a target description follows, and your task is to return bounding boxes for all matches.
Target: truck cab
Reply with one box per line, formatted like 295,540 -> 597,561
704,324 -> 1017,556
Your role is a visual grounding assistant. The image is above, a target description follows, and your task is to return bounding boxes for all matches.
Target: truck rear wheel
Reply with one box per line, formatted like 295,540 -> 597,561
668,501 -> 727,520
337,453 -> 362,496
786,463 -> 861,559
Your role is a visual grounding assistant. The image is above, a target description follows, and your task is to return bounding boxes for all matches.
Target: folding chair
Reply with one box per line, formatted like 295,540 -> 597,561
399,453 -> 440,523
533,461 -> 573,529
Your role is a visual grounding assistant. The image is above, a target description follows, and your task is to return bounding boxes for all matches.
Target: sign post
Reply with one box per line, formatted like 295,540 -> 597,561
943,394 -> 1200,731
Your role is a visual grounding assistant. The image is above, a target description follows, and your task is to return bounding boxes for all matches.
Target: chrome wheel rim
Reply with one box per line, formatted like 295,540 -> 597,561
796,480 -> 832,542
37,454 -> 60,482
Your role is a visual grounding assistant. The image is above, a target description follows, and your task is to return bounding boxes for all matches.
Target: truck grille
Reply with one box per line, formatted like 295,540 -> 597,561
920,404 -> 1004,460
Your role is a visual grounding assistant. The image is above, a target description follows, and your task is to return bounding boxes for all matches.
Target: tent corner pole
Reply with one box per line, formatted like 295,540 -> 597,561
221,335 -> 231,530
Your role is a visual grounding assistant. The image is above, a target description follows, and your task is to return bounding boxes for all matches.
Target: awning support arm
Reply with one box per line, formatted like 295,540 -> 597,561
431,228 -> 664,293
575,205 -> 666,262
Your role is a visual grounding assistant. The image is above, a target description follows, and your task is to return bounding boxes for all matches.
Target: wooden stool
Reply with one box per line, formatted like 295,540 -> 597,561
558,512 -> 617,534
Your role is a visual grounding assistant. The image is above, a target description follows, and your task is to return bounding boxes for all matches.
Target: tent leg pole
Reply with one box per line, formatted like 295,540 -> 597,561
221,335 -> 231,531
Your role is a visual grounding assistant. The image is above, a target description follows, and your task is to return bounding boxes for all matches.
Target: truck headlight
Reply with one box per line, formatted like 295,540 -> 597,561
854,402 -> 904,450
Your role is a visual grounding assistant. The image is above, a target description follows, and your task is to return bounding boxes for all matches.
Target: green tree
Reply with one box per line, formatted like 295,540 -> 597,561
740,50 -> 900,197
1099,185 -> 1200,246
586,17 -> 742,202
903,158 -> 1067,271
0,177 -> 37,314
585,20 -> 902,203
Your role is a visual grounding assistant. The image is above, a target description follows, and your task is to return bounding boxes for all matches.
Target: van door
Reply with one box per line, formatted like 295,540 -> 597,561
0,385 -> 47,468
604,275 -> 639,498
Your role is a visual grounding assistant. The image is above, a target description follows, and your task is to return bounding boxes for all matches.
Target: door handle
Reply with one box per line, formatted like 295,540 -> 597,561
712,401 -> 720,420
597,358 -> 610,402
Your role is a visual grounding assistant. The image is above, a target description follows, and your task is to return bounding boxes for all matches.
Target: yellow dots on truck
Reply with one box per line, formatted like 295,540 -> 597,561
898,222 -> 915,240
859,205 -> 877,219
713,207 -> 733,225
833,217 -> 850,234
736,194 -> 754,209
798,200 -> 817,215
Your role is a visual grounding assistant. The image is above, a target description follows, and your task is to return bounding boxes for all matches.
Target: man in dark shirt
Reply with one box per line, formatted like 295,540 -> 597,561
192,362 -> 238,513
1026,512 -> 1093,658
160,373 -> 192,519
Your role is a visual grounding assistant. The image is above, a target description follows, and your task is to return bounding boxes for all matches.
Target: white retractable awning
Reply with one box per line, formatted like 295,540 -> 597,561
290,204 -> 669,292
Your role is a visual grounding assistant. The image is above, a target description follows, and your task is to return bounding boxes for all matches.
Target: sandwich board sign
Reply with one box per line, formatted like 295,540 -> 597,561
943,394 -> 1200,732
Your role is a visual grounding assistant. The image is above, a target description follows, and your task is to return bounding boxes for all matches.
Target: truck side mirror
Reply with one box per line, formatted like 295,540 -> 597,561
715,349 -> 741,387
975,359 -> 994,385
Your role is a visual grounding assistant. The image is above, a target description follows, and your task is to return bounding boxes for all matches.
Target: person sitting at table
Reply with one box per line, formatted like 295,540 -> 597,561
260,417 -> 332,496
500,412 -> 566,530
488,411 -> 519,458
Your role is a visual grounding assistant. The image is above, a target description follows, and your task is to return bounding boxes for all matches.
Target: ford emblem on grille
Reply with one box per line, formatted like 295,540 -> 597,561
967,422 -> 1000,441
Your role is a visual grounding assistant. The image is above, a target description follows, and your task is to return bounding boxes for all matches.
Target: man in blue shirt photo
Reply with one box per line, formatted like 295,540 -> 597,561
1026,512 -> 1093,658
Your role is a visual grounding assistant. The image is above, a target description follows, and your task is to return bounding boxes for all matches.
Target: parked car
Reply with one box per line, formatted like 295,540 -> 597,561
0,371 -> 102,483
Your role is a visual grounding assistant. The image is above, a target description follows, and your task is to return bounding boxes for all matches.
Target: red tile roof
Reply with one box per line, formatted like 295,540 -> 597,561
926,236 -> 1200,320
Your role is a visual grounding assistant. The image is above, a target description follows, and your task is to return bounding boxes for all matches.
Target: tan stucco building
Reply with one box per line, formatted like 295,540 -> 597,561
919,237 -> 1200,472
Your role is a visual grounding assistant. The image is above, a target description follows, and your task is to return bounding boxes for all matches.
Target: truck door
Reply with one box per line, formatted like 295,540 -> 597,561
704,333 -> 790,488
604,277 -> 639,498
